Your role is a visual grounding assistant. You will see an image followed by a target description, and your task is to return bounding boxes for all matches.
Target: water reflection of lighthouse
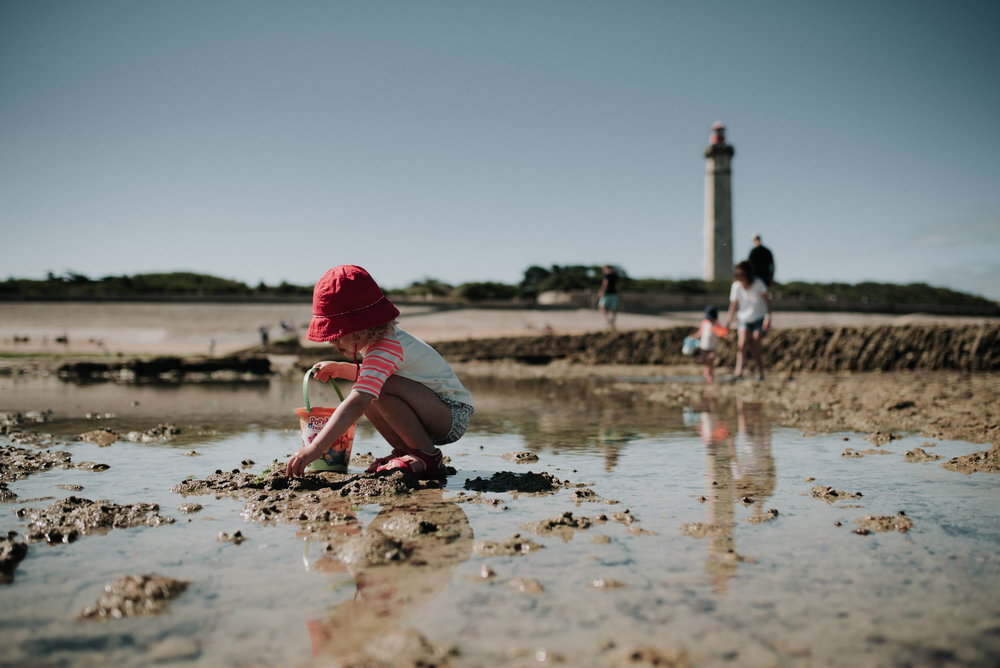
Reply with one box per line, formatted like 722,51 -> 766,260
695,396 -> 775,595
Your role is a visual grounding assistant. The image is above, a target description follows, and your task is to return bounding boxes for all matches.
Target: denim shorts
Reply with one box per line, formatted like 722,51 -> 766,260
739,317 -> 766,333
433,396 -> 474,445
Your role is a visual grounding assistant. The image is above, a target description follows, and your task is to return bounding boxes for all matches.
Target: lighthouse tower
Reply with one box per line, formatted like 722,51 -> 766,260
704,122 -> 735,282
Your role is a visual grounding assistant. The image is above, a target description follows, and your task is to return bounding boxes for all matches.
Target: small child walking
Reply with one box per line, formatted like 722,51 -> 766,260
285,265 -> 474,479
693,306 -> 729,383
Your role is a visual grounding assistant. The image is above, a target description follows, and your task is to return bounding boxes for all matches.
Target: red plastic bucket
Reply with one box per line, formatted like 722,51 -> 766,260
297,368 -> 355,472
294,407 -> 355,472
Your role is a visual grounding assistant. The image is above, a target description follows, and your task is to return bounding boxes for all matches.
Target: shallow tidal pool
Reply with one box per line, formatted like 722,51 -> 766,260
2,380 -> 999,667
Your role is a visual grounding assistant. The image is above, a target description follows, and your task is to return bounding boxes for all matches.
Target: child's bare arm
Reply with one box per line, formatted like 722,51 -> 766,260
724,301 -> 738,329
286,390 -> 372,476
312,361 -> 359,382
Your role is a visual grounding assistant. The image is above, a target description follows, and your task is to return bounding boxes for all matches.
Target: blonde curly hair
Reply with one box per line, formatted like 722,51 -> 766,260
360,320 -> 397,341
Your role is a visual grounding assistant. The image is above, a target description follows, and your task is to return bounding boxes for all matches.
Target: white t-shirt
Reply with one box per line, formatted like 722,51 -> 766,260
698,319 -> 720,351
354,328 -> 473,406
729,278 -> 770,324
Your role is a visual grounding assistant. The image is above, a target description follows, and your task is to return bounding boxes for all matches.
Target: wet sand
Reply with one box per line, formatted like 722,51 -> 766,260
4,302 -> 997,456
2,301 -> 996,357
3,372 -> 998,666
449,363 -> 1000,471
2,304 -> 999,665
4,302 -> 998,465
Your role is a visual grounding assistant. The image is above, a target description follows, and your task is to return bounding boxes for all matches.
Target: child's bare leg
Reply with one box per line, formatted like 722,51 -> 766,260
751,332 -> 765,379
364,375 -> 451,454
702,351 -> 715,383
734,329 -> 748,377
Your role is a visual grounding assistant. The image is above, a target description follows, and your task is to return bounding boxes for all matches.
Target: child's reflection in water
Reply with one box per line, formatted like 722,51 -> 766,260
300,488 -> 473,661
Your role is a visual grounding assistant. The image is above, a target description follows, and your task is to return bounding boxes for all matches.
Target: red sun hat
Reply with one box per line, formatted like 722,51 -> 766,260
306,265 -> 400,342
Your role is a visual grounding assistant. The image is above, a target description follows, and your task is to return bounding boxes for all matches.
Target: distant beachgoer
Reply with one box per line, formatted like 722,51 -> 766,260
724,261 -> 773,381
691,306 -> 729,383
748,235 -> 775,288
259,326 -> 269,352
595,265 -> 621,329
285,265 -> 474,479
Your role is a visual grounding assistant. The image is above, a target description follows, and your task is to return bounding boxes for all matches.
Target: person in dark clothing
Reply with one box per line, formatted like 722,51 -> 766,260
596,265 -> 620,329
748,235 -> 775,288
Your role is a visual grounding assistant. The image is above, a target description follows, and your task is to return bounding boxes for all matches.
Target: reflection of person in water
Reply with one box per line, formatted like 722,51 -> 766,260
694,395 -> 776,595
732,397 -> 776,520
303,488 -> 473,662
597,407 -> 631,472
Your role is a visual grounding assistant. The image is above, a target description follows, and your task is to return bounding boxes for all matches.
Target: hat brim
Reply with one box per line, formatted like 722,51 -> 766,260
306,297 -> 400,342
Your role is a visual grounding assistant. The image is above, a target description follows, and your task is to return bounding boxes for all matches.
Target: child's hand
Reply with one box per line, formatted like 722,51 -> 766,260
311,361 -> 358,382
286,442 -> 322,477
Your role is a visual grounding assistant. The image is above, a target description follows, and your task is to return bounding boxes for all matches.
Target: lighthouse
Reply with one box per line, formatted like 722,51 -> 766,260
704,122 -> 735,282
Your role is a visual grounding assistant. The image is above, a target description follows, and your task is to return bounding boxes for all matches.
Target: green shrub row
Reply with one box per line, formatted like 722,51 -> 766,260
0,267 -> 993,308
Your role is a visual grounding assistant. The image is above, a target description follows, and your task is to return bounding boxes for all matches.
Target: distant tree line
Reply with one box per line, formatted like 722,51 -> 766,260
773,280 -> 992,307
0,271 -> 311,300
409,265 -> 734,300
0,267 -> 994,309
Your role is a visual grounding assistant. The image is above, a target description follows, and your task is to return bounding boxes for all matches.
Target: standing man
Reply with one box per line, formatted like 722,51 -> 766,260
748,235 -> 775,288
595,265 -> 621,330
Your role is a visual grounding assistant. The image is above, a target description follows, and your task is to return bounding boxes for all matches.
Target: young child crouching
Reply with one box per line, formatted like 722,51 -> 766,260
285,265 -> 474,478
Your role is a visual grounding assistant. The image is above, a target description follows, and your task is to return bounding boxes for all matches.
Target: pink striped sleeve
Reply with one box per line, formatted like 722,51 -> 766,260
353,338 -> 403,397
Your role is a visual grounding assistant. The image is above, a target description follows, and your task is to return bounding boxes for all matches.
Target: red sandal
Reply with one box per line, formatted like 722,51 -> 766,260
365,448 -> 408,473
376,448 -> 444,479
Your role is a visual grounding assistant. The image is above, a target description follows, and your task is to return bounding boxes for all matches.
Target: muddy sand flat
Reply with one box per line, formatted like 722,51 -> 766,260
2,300 -> 996,357
1,304 -> 999,666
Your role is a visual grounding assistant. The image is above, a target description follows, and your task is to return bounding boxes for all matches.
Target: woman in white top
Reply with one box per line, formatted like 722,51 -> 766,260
724,261 -> 773,381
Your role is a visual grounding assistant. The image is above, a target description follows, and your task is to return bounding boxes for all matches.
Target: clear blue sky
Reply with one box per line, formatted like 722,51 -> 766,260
3,1 -> 999,299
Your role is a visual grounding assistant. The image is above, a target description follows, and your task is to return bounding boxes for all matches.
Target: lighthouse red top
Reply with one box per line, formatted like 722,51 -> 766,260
710,122 -> 726,146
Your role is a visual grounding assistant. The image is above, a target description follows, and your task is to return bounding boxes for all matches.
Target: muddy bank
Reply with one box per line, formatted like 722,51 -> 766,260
79,574 -> 189,620
451,365 -> 1000,474
16,496 -> 175,544
53,355 -> 271,382
651,369 -> 1000,468
39,323 -> 1000,385
425,323 -> 1000,372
